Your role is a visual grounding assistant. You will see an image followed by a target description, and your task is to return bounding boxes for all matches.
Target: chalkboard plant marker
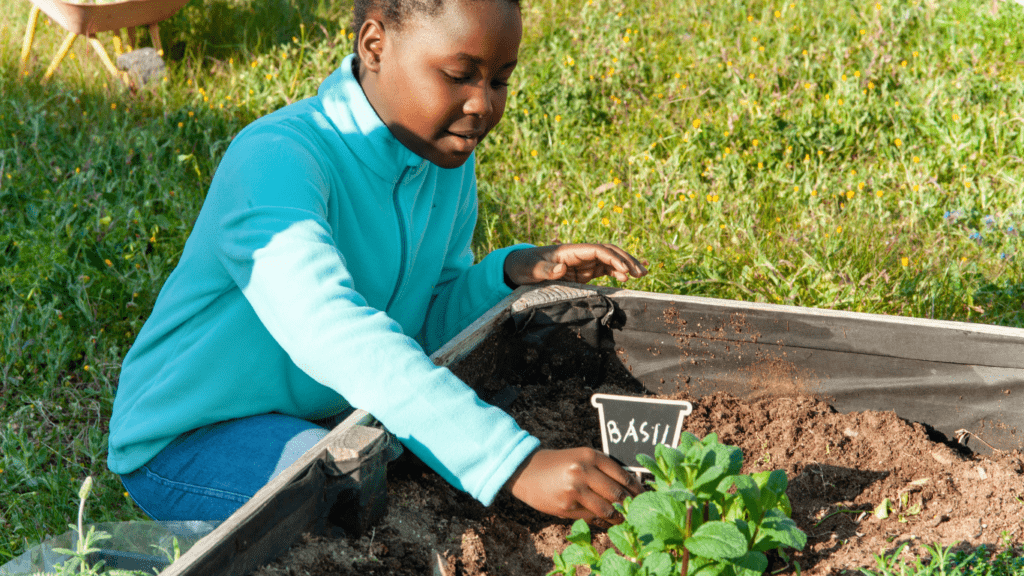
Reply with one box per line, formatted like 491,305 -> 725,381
590,393 -> 694,474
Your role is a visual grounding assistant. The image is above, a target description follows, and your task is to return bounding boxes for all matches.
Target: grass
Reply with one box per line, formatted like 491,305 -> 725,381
1,0 -> 1023,571
864,540 -> 1024,575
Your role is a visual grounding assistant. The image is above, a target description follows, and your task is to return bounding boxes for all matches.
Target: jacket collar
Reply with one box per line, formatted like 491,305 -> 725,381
317,54 -> 427,180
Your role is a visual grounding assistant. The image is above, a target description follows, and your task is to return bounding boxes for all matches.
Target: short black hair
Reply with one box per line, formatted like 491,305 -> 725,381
352,0 -> 521,50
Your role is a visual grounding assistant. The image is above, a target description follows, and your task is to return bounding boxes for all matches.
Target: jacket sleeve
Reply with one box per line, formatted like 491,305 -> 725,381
419,170 -> 533,353
211,129 -> 539,505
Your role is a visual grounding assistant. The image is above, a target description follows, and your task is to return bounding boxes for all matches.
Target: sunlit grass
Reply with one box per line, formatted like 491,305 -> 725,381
1,0 -> 1023,569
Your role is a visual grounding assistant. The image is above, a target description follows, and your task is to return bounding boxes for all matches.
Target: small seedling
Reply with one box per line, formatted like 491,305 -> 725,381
33,476 -> 154,576
874,499 -> 893,520
549,432 -> 807,576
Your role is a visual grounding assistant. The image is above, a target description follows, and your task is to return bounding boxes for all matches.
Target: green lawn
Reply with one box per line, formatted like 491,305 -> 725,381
1,0 -> 1023,569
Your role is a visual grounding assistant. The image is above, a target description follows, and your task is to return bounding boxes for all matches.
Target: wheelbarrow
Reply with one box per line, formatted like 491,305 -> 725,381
18,0 -> 190,85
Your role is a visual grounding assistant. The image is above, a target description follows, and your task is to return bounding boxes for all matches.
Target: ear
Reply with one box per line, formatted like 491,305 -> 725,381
357,18 -> 386,73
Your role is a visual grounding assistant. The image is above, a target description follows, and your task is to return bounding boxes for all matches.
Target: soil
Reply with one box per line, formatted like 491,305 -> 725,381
252,327 -> 1024,576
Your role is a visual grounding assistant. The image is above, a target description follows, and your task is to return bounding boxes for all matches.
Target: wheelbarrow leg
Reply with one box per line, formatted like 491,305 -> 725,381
18,5 -> 41,77
42,32 -> 77,84
148,23 -> 163,57
87,36 -> 129,86
112,31 -> 125,57
126,27 -> 137,51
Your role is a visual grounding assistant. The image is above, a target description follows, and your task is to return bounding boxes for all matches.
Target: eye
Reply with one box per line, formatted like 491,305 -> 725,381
442,70 -> 473,83
491,78 -> 510,88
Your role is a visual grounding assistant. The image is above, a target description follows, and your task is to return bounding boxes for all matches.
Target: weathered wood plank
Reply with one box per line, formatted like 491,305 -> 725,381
429,286 -> 529,367
160,409 -> 376,576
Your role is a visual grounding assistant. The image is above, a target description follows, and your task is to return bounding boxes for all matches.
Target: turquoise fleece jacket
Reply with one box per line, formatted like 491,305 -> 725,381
108,54 -> 540,505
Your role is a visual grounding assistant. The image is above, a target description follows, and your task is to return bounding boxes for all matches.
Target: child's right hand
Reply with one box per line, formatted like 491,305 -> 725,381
504,448 -> 643,525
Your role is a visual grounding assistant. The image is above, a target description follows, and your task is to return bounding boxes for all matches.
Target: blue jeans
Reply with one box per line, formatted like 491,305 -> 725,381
119,412 -> 345,521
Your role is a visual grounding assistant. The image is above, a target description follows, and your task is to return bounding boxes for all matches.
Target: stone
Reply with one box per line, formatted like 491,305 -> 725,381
116,47 -> 166,86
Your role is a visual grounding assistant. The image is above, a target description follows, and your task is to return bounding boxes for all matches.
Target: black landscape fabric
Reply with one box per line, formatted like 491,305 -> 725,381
496,291 -> 1024,454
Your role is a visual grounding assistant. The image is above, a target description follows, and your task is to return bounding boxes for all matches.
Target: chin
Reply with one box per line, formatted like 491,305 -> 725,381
429,152 -> 473,170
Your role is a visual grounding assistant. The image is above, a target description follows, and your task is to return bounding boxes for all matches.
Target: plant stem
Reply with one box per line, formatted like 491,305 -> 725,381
681,505 -> 693,576
77,491 -> 86,556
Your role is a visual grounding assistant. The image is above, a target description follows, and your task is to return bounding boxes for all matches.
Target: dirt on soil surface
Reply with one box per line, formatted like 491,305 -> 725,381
253,334 -> 1024,576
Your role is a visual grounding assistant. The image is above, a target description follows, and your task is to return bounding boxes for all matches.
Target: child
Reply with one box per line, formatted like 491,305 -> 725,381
108,0 -> 648,528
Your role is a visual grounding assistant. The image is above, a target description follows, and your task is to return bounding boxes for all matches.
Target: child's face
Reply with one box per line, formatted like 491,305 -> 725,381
358,0 -> 522,169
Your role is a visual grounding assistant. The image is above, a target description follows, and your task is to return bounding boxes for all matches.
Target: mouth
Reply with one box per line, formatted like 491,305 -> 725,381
445,129 -> 485,151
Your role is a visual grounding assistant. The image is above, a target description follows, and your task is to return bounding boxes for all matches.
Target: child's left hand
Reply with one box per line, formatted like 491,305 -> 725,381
504,243 -> 648,286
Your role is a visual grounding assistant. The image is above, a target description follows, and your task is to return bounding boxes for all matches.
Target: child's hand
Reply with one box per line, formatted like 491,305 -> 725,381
504,243 -> 648,286
504,448 -> 643,525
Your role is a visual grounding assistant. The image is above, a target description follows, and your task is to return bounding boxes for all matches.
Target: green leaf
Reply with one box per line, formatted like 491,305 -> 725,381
692,461 -> 729,495
712,443 -> 744,477
561,543 -> 600,567
636,453 -> 663,481
547,552 -> 571,576
655,443 -> 686,481
676,431 -> 700,453
753,513 -> 807,551
731,518 -> 754,544
598,549 -> 640,576
684,521 -> 748,560
718,476 -> 761,521
763,470 -> 789,496
752,469 -> 788,512
777,493 -> 793,518
700,432 -> 720,447
659,486 -> 698,507
728,550 -> 768,576
686,556 -> 726,576
566,518 -> 592,546
639,551 -> 675,575
608,523 -> 639,558
626,492 -> 688,546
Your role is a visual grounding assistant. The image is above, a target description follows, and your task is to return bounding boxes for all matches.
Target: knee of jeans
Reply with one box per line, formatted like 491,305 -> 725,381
270,427 -> 329,479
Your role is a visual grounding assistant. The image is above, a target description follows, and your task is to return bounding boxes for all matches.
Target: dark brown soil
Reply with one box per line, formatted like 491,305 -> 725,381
252,330 -> 1024,575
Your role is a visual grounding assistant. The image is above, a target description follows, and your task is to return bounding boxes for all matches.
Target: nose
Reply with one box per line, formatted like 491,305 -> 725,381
463,83 -> 494,118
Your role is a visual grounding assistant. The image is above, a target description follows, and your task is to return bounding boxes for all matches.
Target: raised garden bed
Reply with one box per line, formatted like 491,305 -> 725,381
163,282 -> 1024,576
